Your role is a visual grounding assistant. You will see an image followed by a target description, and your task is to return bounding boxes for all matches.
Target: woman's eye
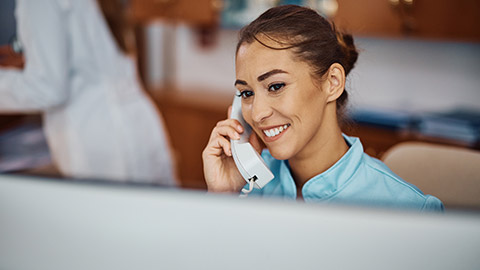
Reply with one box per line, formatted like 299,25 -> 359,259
268,83 -> 285,92
237,90 -> 254,99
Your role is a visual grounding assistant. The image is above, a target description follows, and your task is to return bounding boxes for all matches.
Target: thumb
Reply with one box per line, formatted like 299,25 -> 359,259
249,132 -> 265,154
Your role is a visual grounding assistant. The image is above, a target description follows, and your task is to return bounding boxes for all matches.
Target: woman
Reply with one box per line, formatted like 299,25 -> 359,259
203,5 -> 443,211
0,0 -> 176,185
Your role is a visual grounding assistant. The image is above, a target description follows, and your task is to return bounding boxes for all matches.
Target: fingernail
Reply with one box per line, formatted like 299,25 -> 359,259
237,125 -> 243,132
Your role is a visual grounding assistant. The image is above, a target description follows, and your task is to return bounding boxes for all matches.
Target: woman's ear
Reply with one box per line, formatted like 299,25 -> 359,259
324,63 -> 346,103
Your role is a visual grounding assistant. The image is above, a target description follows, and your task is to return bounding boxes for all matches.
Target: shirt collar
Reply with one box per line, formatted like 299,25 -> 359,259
277,134 -> 364,201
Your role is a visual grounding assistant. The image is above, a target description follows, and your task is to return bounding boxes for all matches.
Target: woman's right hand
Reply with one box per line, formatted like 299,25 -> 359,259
202,115 -> 246,193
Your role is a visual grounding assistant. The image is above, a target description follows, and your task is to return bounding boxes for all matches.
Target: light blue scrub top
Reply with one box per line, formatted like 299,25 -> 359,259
247,135 -> 444,211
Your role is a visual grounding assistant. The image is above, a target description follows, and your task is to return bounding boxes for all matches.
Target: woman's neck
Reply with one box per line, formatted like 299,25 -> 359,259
288,121 -> 349,192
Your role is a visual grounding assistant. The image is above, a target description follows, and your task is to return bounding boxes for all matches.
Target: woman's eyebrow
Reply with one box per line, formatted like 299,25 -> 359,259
234,79 -> 247,86
234,69 -> 288,86
257,69 -> 288,82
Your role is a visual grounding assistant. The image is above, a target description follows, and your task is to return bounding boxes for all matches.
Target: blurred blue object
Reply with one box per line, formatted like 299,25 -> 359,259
279,0 -> 304,5
221,0 -> 309,29
221,0 -> 252,28
350,107 -> 480,146
414,109 -> 480,146
0,0 -> 16,46
0,120 -> 52,172
349,108 -> 413,130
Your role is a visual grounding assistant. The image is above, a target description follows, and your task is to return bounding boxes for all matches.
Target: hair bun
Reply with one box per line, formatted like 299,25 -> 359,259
336,31 -> 358,76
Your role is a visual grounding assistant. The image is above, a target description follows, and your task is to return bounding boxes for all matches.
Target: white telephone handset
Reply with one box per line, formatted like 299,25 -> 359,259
230,92 -> 274,190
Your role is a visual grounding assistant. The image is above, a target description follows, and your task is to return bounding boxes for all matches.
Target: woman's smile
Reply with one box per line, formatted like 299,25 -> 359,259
259,123 -> 291,142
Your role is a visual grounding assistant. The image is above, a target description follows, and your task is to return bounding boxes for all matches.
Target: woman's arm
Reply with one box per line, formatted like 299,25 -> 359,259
0,0 -> 70,113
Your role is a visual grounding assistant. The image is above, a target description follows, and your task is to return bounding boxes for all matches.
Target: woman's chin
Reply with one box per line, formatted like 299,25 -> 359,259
267,147 -> 293,161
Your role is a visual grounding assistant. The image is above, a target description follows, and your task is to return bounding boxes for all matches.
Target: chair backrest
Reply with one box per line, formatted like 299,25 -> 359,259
381,142 -> 480,210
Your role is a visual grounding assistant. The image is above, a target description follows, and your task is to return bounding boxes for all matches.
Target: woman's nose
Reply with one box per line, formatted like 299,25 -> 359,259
250,94 -> 273,123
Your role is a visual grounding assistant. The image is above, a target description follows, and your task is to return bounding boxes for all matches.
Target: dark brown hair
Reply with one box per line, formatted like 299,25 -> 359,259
97,0 -> 133,54
236,5 -> 358,119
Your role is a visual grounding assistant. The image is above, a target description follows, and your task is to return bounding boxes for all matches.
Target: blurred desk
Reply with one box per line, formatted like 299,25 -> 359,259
0,115 -> 25,132
0,45 -> 24,69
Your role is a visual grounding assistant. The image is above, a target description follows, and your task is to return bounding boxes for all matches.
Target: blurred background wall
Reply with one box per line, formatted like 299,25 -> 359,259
145,25 -> 480,113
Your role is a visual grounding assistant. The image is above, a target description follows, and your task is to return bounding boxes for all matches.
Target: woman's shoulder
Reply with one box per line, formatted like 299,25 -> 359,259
357,153 -> 444,211
361,153 -> 421,192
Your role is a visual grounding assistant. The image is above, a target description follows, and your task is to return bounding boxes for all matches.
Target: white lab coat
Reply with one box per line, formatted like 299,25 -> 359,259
0,0 -> 177,185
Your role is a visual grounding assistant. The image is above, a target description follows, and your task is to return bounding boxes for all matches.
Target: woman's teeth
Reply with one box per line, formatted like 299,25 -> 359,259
263,124 -> 290,137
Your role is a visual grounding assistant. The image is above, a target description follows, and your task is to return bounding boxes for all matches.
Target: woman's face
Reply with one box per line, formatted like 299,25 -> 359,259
235,38 -> 333,161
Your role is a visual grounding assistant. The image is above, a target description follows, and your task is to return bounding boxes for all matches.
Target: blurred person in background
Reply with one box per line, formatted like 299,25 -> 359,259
0,0 -> 177,186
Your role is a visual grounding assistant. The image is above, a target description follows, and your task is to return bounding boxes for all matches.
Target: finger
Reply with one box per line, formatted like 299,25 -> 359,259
207,135 -> 232,157
215,119 -> 244,133
209,125 -> 241,144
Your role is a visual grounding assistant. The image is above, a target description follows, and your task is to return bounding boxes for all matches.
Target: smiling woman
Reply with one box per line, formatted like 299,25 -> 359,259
202,5 -> 443,211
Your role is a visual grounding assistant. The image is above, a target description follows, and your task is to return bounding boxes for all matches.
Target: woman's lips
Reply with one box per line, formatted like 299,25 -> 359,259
261,124 -> 290,142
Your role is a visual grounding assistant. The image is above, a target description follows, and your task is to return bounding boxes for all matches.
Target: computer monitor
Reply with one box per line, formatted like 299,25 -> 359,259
0,174 -> 479,270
